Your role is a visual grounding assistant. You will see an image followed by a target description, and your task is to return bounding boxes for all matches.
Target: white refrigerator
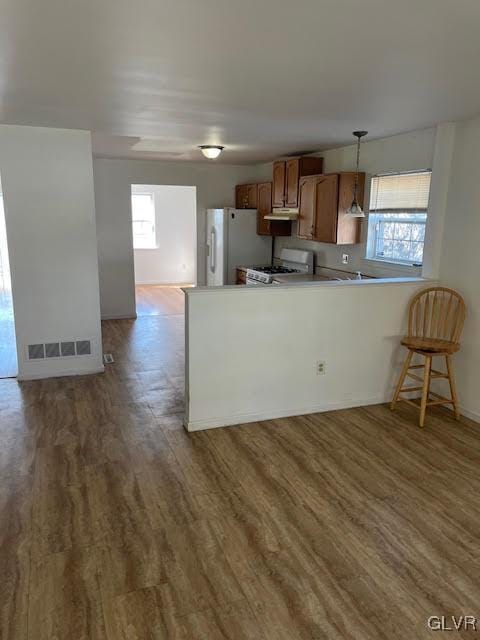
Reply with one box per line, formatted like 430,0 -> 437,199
206,208 -> 272,286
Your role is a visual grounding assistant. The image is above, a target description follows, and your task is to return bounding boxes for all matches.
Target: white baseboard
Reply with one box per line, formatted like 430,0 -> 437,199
186,395 -> 480,431
17,365 -> 105,381
101,313 -> 137,320
135,281 -> 194,286
459,405 -> 480,424
185,394 -> 389,432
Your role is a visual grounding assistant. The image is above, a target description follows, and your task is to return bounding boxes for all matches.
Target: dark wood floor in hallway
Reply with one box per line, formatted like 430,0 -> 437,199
1,286 -> 480,639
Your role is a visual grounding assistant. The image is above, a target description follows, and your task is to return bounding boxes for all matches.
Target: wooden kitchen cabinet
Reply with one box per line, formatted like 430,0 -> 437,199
235,183 -> 258,209
257,182 -> 291,237
298,172 -> 365,244
272,156 -> 324,208
272,162 -> 286,207
236,268 -> 247,285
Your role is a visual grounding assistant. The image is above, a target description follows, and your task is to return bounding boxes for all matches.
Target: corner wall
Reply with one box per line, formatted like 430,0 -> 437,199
439,114 -> 480,421
0,126 -> 103,379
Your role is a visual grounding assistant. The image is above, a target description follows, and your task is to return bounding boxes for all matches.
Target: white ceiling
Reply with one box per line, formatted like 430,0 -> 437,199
1,0 -> 480,164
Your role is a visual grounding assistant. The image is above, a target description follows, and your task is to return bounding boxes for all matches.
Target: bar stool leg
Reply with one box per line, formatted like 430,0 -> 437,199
445,354 -> 460,420
419,355 -> 432,427
391,349 -> 413,410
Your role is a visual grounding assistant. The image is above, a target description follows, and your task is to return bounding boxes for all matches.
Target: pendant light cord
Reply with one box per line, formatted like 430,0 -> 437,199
353,136 -> 360,202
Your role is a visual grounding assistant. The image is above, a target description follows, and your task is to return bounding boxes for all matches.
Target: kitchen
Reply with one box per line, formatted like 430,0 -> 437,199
185,125 -> 447,432
205,133 -> 427,290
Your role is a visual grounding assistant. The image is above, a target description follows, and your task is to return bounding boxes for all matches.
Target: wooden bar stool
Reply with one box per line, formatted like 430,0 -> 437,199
391,287 -> 466,427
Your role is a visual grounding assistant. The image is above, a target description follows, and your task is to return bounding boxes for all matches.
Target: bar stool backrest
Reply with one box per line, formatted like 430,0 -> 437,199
408,287 -> 466,343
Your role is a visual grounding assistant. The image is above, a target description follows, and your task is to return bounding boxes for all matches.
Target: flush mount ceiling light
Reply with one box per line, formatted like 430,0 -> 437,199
199,145 -> 224,159
346,130 -> 368,218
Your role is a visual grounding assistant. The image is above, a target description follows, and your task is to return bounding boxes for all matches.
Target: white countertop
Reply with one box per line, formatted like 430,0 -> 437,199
183,277 -> 432,295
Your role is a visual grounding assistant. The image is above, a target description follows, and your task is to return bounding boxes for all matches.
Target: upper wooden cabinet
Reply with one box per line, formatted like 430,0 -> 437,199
257,182 -> 291,237
272,156 -> 324,208
257,182 -> 272,235
272,162 -> 286,207
298,172 -> 365,245
235,183 -> 258,209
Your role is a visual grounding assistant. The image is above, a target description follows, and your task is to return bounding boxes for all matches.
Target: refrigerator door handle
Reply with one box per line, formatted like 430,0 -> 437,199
210,227 -> 216,273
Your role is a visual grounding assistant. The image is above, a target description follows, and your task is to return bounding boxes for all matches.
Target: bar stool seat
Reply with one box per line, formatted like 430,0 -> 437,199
391,287 -> 466,427
401,336 -> 460,354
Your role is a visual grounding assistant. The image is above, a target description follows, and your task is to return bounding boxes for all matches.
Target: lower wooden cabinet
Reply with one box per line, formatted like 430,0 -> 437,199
236,268 -> 247,285
298,172 -> 365,244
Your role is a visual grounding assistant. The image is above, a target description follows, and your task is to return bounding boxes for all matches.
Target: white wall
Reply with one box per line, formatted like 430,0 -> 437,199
0,126 -> 103,379
273,128 -> 437,278
94,158 -> 265,319
439,114 -> 480,422
132,184 -> 196,285
185,279 -> 428,430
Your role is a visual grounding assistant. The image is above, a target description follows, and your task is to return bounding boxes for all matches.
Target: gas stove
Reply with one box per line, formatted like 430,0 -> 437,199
246,248 -> 314,285
246,266 -> 300,284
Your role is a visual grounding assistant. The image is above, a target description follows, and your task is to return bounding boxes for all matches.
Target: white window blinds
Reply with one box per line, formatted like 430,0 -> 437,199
369,171 -> 431,213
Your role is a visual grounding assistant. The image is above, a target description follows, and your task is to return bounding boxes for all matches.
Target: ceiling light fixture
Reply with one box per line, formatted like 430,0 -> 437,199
199,145 -> 224,159
346,130 -> 368,218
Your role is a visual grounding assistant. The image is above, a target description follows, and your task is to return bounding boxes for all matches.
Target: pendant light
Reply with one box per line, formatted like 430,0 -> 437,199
346,130 -> 368,217
199,145 -> 224,159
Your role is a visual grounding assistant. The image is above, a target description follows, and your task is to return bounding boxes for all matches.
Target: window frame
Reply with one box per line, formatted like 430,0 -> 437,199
131,192 -> 157,250
365,170 -> 432,267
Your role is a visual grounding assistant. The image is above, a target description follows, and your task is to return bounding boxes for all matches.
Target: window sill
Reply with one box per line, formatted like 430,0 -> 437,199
133,246 -> 159,251
363,257 -> 422,270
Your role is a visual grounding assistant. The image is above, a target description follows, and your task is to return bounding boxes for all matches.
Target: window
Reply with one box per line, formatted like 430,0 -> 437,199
131,193 -> 156,249
366,170 -> 431,266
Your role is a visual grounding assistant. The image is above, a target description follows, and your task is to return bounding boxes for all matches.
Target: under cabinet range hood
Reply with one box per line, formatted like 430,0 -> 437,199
264,207 -> 299,221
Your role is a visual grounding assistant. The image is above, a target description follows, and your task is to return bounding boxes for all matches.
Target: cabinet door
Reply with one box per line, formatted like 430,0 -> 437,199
272,161 -> 286,207
297,177 -> 316,239
313,174 -> 339,243
235,185 -> 247,209
236,268 -> 247,284
257,182 -> 272,235
246,184 -> 258,209
285,158 -> 300,207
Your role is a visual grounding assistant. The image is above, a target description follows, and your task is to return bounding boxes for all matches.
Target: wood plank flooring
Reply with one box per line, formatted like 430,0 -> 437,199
1,286 -> 480,638
135,285 -> 187,317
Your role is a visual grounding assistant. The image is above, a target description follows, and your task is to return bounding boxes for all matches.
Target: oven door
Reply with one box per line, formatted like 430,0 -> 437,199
246,277 -> 268,286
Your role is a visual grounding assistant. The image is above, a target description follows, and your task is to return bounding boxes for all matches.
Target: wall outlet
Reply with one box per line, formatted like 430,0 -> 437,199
316,360 -> 326,376
342,254 -> 349,265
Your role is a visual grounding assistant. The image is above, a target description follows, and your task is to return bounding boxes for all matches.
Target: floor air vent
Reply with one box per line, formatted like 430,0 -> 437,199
45,343 -> 61,358
27,340 -> 93,360
28,344 -> 45,360
76,340 -> 91,356
60,341 -> 75,357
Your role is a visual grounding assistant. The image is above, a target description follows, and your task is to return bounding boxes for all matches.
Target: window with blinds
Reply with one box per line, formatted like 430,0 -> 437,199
366,170 -> 431,265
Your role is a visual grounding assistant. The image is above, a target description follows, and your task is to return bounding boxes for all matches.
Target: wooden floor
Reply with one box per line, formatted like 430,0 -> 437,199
1,287 -> 480,638
135,285 -> 187,317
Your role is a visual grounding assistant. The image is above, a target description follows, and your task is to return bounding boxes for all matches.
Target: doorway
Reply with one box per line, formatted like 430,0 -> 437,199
131,184 -> 196,317
0,191 -> 18,377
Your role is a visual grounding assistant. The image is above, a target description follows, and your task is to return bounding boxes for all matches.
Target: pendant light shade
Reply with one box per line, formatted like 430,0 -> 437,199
346,130 -> 368,218
199,145 -> 224,159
